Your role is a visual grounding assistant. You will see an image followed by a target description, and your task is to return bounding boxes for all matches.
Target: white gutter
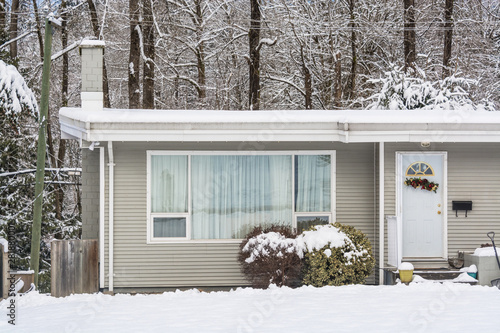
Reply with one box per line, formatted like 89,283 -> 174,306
107,141 -> 114,292
379,142 -> 385,285
98,147 -> 105,289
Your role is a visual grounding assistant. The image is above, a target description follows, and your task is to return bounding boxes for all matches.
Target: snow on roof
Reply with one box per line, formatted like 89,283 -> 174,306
59,108 -> 500,124
59,108 -> 500,143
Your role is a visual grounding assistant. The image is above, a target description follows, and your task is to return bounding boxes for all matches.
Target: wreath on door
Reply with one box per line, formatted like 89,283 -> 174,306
404,177 -> 439,193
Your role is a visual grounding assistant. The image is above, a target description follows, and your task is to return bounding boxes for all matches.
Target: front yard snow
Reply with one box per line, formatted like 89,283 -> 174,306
1,282 -> 500,332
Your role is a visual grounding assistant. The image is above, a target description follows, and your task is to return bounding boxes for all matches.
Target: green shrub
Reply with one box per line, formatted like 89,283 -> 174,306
300,222 -> 375,287
238,225 -> 302,289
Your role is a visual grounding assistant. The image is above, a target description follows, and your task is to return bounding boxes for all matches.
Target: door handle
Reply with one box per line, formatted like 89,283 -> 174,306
437,211 -> 441,215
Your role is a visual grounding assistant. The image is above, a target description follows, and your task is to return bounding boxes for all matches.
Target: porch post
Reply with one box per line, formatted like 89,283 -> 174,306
379,142 -> 385,285
108,141 -> 114,293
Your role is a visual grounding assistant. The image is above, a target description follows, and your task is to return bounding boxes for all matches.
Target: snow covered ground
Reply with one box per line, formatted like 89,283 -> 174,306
1,282 -> 500,332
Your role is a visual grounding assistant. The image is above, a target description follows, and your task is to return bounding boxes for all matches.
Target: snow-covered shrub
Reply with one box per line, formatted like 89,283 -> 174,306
368,65 -> 496,111
299,222 -> 375,287
238,225 -> 302,289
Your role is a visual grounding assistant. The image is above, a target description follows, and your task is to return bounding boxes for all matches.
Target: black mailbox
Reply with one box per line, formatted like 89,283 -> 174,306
452,201 -> 472,217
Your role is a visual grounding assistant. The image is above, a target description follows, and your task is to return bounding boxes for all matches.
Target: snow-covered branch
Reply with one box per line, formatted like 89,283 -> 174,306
0,31 -> 37,50
0,168 -> 82,178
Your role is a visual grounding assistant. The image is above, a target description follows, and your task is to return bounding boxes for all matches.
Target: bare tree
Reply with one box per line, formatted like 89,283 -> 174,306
55,0 -> 70,221
143,0 -> 155,109
335,52 -> 342,108
129,0 -> 141,109
9,0 -> 20,58
404,0 -> 416,71
32,0 -> 44,61
249,0 -> 261,110
442,0 -> 453,78
86,0 -> 111,108
194,0 -> 206,103
0,0 -> 5,30
346,0 -> 357,100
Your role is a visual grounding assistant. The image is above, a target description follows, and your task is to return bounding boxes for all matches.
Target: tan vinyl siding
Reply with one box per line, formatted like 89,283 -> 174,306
336,143 -> 377,284
446,143 -> 500,256
384,143 -> 500,262
99,142 -> 378,289
81,149 -> 100,240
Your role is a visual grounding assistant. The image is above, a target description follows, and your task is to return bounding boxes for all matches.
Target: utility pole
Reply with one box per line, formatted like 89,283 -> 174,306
30,15 -> 59,288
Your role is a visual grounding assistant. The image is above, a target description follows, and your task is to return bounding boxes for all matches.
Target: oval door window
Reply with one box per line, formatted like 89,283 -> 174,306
405,161 -> 434,176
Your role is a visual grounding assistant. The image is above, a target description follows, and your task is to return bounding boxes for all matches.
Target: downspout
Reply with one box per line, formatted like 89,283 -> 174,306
99,147 -> 105,289
107,141 -> 114,292
379,142 -> 385,285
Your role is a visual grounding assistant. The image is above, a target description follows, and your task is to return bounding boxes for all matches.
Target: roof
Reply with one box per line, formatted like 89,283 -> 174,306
59,108 -> 500,143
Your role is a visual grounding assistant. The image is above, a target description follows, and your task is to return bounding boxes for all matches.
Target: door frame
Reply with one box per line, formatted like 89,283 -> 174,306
396,151 -> 448,259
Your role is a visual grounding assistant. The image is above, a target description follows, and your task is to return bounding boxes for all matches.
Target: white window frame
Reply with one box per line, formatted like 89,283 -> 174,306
146,150 -> 336,244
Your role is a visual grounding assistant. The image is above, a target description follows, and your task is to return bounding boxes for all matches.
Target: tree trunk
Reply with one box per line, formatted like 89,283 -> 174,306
404,0 -> 416,72
129,0 -> 141,109
9,0 -> 20,59
195,0 -> 206,103
55,0 -> 70,221
142,0 -> 155,109
0,0 -> 6,31
300,46 -> 312,110
335,52 -> 342,108
249,0 -> 260,110
32,0 -> 44,61
345,0 -> 357,100
86,0 -> 111,108
442,0 -> 453,78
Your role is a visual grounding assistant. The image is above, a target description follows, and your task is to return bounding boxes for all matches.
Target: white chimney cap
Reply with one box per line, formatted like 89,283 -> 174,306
80,40 -> 105,48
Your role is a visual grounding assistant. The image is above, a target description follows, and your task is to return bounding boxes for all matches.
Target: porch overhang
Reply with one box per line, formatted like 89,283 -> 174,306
59,108 -> 500,144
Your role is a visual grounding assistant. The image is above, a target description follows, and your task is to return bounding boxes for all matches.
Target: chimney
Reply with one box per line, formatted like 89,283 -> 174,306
79,40 -> 105,111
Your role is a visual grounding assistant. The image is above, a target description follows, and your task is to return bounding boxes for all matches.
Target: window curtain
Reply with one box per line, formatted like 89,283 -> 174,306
191,155 -> 292,239
295,155 -> 331,212
151,155 -> 188,213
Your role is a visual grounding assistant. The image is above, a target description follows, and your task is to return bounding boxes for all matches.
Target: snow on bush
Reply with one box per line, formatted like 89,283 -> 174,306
300,223 -> 375,287
0,60 -> 38,129
239,223 -> 375,288
238,225 -> 302,289
242,232 -> 298,264
368,65 -> 496,111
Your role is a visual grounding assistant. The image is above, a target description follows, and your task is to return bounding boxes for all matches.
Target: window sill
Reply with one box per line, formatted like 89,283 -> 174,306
147,239 -> 243,245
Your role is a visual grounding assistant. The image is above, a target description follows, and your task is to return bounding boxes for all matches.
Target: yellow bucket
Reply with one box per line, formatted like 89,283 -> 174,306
399,270 -> 413,283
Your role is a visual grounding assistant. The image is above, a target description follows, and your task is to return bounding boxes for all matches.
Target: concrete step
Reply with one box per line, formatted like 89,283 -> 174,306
402,258 -> 450,269
384,268 -> 476,285
413,269 -> 461,280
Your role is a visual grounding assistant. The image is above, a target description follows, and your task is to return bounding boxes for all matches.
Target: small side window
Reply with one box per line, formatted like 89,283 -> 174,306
153,217 -> 187,238
296,215 -> 330,233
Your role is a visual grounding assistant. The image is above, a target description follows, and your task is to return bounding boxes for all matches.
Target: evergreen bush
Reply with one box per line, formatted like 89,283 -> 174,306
300,222 -> 375,287
238,225 -> 302,289
0,60 -> 81,293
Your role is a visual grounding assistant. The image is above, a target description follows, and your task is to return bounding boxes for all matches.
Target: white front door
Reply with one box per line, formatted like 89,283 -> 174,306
397,152 -> 447,258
